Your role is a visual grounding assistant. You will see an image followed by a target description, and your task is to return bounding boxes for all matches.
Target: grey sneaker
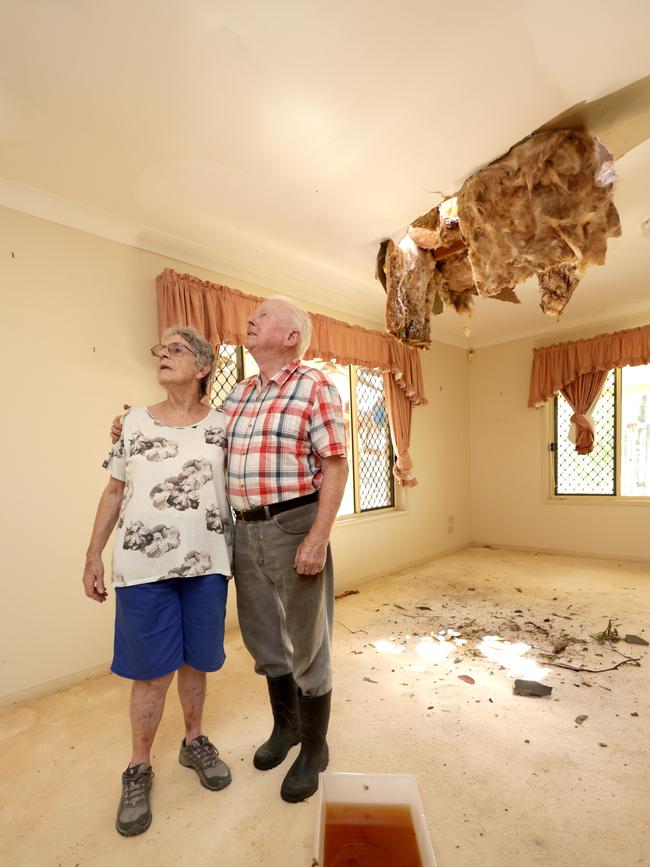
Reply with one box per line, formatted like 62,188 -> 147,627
116,763 -> 153,837
179,735 -> 232,791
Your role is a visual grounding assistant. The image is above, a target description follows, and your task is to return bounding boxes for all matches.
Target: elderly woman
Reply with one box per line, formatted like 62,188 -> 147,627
82,326 -> 233,837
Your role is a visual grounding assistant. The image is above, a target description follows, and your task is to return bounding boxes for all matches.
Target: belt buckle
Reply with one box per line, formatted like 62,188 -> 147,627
239,505 -> 263,524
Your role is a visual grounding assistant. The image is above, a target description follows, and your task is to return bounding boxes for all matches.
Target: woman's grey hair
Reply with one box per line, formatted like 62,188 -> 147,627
269,295 -> 312,357
161,325 -> 216,398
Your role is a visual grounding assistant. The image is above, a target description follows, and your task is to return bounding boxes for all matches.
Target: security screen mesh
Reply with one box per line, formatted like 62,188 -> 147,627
355,368 -> 395,511
555,368 -> 616,495
210,344 -> 244,407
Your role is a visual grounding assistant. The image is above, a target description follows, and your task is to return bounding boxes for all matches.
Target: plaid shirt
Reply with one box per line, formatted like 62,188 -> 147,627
220,361 -> 347,510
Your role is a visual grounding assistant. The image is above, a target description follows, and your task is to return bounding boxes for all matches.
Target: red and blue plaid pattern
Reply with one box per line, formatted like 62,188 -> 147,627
220,361 -> 347,510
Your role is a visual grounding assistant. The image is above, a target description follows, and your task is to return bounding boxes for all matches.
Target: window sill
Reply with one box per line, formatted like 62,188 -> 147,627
335,506 -> 408,527
546,495 -> 650,507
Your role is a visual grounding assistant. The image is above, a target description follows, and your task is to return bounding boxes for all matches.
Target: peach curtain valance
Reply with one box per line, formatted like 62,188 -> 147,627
156,268 -> 427,486
528,324 -> 650,408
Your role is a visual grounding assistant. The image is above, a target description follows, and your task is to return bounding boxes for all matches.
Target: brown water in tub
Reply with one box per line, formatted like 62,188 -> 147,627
323,802 -> 423,867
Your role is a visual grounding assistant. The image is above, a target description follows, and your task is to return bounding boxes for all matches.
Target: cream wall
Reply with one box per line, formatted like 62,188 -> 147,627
470,314 -> 650,562
1,206 -> 471,703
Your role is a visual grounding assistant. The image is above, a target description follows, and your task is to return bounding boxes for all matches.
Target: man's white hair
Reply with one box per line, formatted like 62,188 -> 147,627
269,295 -> 312,358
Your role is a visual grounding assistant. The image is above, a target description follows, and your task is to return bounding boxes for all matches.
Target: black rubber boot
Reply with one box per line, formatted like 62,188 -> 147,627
253,674 -> 301,771
280,690 -> 331,802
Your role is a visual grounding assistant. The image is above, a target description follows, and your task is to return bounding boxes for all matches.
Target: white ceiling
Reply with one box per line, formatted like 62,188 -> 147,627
2,0 -> 650,347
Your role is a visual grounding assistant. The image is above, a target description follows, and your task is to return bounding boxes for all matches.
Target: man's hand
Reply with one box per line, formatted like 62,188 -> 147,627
111,404 -> 130,443
294,532 -> 328,576
293,456 -> 347,575
83,555 -> 108,603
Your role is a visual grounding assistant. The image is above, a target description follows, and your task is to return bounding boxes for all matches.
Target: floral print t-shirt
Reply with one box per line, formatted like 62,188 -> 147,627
103,407 -> 233,588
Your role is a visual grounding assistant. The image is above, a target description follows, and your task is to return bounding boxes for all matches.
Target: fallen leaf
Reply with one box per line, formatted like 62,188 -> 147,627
363,676 -> 378,684
335,589 -> 359,600
575,714 -> 588,726
416,605 -> 432,611
458,675 -> 475,685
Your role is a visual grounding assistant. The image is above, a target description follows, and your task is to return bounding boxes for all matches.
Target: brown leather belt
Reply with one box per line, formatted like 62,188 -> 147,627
233,491 -> 319,523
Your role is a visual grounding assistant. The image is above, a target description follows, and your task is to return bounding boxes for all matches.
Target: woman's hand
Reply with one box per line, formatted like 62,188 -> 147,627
111,404 -> 130,443
83,476 -> 124,602
83,555 -> 108,603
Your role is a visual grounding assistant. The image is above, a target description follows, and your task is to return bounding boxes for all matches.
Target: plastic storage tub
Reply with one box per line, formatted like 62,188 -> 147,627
314,771 -> 437,866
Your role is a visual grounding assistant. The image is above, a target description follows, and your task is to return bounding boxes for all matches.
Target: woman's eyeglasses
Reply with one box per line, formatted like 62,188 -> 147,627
150,342 -> 197,358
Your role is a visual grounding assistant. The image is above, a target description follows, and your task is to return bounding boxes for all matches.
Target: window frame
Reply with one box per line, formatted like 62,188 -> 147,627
547,366 -> 650,505
347,364 -> 397,517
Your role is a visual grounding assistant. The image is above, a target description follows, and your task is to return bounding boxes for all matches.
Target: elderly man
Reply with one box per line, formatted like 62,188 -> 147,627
112,296 -> 348,803
224,296 -> 348,802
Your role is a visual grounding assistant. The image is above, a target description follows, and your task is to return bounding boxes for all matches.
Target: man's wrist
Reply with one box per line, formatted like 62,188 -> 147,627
305,529 -> 328,546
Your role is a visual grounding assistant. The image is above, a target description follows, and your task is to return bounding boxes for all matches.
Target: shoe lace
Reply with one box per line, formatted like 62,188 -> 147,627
123,771 -> 149,808
192,737 -> 220,768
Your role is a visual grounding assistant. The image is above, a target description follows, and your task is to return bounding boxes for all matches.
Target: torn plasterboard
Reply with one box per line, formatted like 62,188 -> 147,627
457,129 -> 621,307
381,128 -> 621,349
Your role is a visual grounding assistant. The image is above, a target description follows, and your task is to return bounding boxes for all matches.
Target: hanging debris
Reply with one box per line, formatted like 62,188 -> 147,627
457,129 -> 621,309
407,205 -> 464,256
436,252 -> 478,316
537,263 -> 581,316
379,128 -> 621,349
382,237 -> 436,349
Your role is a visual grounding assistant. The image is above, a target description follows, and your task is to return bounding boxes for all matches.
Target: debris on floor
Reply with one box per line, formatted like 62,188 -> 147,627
575,715 -> 589,726
624,634 -> 649,646
593,619 -> 620,642
339,563 -> 646,723
513,680 -> 553,697
553,637 -> 570,654
335,589 -> 360,600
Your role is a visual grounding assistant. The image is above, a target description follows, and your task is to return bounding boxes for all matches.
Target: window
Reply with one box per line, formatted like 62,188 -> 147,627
211,346 -> 396,515
305,360 -> 395,516
353,367 -> 394,512
210,344 -> 244,406
552,364 -> 650,497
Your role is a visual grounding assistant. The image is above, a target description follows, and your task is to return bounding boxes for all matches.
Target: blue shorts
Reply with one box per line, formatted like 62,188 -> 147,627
112,573 -> 228,681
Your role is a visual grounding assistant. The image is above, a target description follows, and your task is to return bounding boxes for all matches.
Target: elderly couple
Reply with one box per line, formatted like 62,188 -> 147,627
82,296 -> 348,836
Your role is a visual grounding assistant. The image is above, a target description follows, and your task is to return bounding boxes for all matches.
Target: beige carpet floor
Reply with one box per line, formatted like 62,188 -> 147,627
1,547 -> 648,867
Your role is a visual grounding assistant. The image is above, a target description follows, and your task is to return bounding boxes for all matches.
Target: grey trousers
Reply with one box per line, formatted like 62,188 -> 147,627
234,501 -> 334,697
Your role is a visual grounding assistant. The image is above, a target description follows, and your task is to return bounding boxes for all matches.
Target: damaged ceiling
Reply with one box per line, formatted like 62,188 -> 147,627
379,127 -> 625,348
379,74 -> 650,348
1,1 -> 650,348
